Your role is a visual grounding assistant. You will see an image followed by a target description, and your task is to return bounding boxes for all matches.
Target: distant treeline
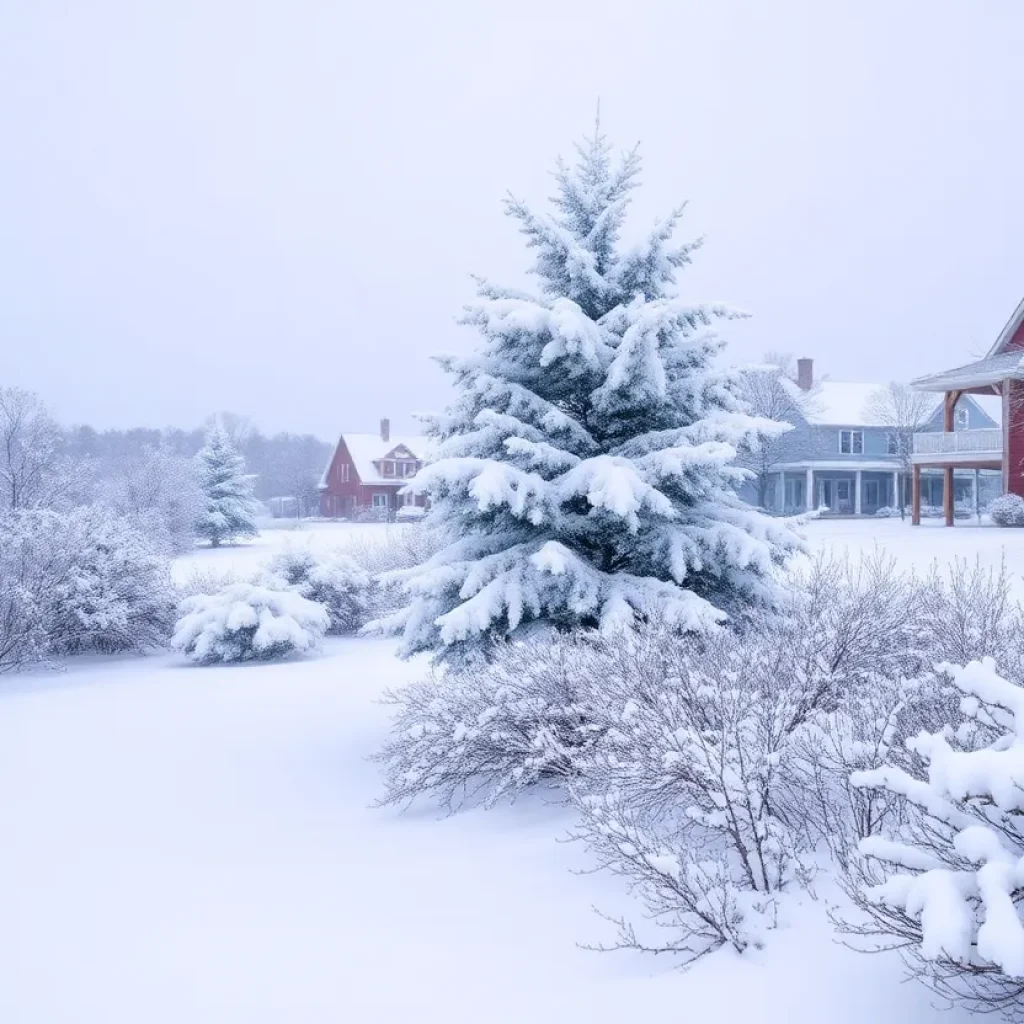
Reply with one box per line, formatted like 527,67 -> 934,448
60,416 -> 332,511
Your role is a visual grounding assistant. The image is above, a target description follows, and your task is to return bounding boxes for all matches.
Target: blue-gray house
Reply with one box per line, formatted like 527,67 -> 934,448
746,359 -> 1001,516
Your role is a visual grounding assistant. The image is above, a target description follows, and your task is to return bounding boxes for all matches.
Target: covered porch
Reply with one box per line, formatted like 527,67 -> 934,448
911,361 -> 1010,525
769,464 -> 903,516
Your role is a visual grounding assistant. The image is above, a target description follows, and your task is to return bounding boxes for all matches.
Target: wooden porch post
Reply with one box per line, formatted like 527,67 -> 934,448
941,391 -> 961,527
912,464 -> 921,525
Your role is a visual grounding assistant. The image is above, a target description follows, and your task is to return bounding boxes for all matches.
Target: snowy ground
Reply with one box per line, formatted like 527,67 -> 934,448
4,518 -> 1019,1022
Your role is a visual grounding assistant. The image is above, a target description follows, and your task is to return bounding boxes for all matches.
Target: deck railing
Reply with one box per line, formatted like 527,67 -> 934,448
912,429 -> 1003,455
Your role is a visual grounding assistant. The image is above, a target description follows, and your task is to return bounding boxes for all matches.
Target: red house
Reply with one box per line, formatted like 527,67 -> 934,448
318,418 -> 433,518
911,294 -> 1024,524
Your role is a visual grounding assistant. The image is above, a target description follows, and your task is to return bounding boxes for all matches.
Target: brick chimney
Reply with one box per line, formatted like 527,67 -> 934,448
380,417 -> 390,443
796,358 -> 813,391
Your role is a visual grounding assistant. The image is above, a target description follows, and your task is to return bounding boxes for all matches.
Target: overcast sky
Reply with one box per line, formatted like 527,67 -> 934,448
1,1 -> 1022,440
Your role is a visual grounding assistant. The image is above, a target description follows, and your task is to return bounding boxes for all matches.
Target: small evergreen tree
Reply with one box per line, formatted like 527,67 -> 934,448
195,426 -> 260,547
387,120 -> 802,661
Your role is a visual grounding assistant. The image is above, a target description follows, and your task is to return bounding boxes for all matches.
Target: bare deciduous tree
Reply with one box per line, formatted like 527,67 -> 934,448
0,387 -> 65,510
864,383 -> 936,517
738,353 -> 819,509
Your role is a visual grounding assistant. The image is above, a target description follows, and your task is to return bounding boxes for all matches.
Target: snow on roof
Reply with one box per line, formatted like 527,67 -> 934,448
319,432 -> 435,488
911,351 -> 1024,392
800,381 -> 915,427
801,380 -> 1001,428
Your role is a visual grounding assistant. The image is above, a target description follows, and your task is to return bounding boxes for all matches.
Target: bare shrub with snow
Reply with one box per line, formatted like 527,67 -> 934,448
346,525 -> 444,618
571,622 -> 827,963
376,550 -> 1024,967
374,634 -> 611,810
990,493 -> 1024,528
842,659 -> 1024,1016
172,583 -> 329,664
265,546 -> 371,635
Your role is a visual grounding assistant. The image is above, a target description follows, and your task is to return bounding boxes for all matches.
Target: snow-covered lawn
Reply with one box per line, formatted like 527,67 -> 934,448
805,515 -> 1024,582
171,520 -> 414,584
4,519 -> 1020,1022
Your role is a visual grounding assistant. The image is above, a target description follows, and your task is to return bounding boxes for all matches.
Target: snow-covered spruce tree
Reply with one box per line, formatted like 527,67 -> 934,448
195,426 -> 260,547
386,123 -> 802,660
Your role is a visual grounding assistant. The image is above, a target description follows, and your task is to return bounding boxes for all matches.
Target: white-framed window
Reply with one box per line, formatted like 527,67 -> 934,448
955,406 -> 969,430
402,461 -> 417,477
372,493 -> 389,509
839,430 -> 864,455
339,463 -> 350,483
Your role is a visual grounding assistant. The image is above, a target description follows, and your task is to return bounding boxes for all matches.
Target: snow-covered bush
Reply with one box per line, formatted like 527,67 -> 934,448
843,659 -> 1024,1014
385,122 -> 802,663
0,507 -> 174,669
375,634 -> 611,810
345,526 -> 443,618
172,583 -> 329,664
194,427 -> 260,547
175,566 -> 248,600
45,507 -> 175,655
874,506 -> 901,518
0,511 -> 66,672
990,493 -> 1024,528
264,546 -> 371,635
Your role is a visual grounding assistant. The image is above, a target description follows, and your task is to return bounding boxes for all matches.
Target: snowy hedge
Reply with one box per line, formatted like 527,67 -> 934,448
990,493 -> 1024,528
172,583 -> 330,664
264,546 -> 371,635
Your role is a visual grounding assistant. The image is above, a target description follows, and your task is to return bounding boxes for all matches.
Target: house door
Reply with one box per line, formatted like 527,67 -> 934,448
863,480 -> 879,514
784,477 -> 803,512
836,480 -> 851,512
819,480 -> 832,510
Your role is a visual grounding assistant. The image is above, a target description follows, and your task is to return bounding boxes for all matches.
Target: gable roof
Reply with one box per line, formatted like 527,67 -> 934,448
319,432 -> 434,488
988,295 -> 1024,356
798,380 -> 1001,428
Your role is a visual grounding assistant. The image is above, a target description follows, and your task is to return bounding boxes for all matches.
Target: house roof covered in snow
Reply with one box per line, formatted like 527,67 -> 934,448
798,380 -> 1001,427
911,350 -> 1024,393
319,432 -> 435,488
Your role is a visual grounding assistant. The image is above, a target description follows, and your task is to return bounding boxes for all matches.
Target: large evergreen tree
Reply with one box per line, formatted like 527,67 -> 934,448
391,122 -> 801,660
195,426 -> 260,547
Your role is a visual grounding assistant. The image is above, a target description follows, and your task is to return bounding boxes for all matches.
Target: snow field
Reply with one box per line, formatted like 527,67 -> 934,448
3,517 -> 1021,1022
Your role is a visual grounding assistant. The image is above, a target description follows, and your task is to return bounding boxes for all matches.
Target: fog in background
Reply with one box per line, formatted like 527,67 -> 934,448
1,0 -> 1021,439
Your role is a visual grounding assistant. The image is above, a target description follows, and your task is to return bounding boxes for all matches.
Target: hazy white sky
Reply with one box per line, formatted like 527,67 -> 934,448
2,1 -> 1022,439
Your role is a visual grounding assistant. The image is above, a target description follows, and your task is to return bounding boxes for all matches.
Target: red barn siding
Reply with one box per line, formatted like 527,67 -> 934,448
1006,319 -> 1024,352
1005,379 -> 1024,498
